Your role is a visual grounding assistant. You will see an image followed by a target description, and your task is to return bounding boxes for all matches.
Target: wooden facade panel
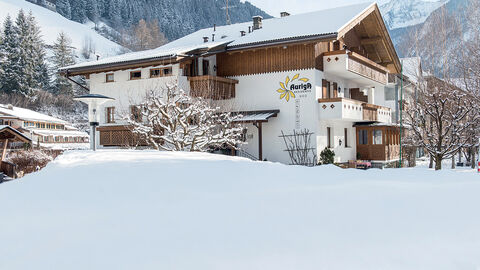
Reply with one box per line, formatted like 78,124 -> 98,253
350,88 -> 368,103
217,44 -> 316,77
99,126 -> 146,147
188,75 -> 238,100
356,126 -> 400,161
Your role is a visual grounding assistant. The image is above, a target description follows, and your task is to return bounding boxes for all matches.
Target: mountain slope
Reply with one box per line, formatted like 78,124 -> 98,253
380,0 -> 449,30
0,0 -> 123,59
52,0 -> 272,43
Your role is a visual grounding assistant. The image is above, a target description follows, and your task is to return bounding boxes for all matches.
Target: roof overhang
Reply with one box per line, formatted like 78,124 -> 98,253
0,126 -> 32,143
60,54 -> 180,77
227,33 -> 337,52
232,110 -> 280,123
337,3 -> 401,74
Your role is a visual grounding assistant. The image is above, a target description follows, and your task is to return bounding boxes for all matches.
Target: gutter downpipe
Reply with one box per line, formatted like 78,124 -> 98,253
399,60 -> 403,168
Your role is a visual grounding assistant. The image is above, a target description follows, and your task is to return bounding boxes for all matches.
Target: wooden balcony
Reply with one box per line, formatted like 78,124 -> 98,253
324,50 -> 389,85
362,103 -> 392,122
188,75 -> 239,100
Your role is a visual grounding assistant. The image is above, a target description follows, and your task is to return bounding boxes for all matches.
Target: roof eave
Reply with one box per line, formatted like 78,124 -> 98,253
60,54 -> 179,77
227,33 -> 338,51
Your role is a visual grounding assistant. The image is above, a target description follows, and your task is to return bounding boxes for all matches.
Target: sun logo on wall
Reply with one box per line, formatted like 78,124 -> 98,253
277,74 -> 309,102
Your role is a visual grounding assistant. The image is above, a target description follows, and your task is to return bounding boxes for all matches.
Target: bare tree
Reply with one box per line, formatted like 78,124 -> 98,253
405,77 -> 480,170
280,129 -> 317,166
126,82 -> 244,152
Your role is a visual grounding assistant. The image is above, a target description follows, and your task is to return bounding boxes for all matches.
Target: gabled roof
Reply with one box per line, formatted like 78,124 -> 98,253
61,2 -> 400,75
0,125 -> 32,143
0,104 -> 68,125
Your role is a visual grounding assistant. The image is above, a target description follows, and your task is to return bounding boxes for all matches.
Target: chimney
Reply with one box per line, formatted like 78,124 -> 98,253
240,30 -> 246,37
280,12 -> 290,17
248,26 -> 251,33
212,34 -> 215,42
203,36 -> 209,43
214,24 -> 216,31
252,16 -> 263,30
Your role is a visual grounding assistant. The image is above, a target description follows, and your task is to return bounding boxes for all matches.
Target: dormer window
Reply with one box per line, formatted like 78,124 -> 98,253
106,73 -> 114,83
130,71 -> 142,80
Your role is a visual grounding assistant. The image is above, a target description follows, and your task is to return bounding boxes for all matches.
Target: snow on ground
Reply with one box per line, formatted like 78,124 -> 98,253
1,150 -> 480,270
0,0 -> 123,58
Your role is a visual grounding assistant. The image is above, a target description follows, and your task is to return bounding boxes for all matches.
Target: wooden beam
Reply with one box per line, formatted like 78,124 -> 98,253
360,36 -> 382,45
1,139 -> 8,162
258,122 -> 263,161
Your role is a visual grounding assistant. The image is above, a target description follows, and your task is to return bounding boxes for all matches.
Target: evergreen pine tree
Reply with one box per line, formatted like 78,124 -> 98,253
27,12 -> 50,91
51,32 -> 76,95
86,0 -> 99,24
15,9 -> 36,96
71,0 -> 87,23
56,0 -> 72,20
0,15 -> 23,94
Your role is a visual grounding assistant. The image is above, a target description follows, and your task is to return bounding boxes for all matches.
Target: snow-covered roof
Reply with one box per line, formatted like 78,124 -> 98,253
0,104 -> 68,125
30,129 -> 89,137
0,125 -> 32,142
233,110 -> 280,123
62,2 -> 374,73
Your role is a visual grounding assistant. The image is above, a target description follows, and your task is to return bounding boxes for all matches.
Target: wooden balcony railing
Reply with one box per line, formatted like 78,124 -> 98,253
362,103 -> 392,122
324,50 -> 389,85
188,75 -> 239,100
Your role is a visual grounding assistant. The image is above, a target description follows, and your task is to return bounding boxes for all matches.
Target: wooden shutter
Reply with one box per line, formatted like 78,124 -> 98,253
333,82 -> 338,98
322,79 -> 328,99
344,128 -> 348,147
327,127 -> 331,148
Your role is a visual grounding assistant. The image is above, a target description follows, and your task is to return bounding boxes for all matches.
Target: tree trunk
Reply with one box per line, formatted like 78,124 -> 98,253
451,155 -> 455,169
429,154 -> 434,168
435,155 -> 442,170
473,147 -> 477,169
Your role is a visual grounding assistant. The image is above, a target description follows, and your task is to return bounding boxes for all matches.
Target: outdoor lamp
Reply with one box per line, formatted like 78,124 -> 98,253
74,94 -> 114,151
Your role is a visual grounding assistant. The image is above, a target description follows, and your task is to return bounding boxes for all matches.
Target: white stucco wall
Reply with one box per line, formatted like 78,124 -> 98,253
85,59 -> 396,163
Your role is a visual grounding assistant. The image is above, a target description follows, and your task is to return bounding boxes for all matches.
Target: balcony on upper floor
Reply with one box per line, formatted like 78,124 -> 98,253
323,50 -> 389,85
318,98 -> 392,123
187,75 -> 239,100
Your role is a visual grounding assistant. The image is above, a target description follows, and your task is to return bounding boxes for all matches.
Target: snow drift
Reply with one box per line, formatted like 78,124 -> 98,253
1,150 -> 480,270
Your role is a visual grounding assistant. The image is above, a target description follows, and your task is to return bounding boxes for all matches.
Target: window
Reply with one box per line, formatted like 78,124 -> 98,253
106,107 -> 115,123
373,129 -> 383,145
163,67 -> 172,76
130,71 -> 142,80
327,127 -> 332,148
106,73 -> 114,83
202,60 -> 209,75
150,68 -> 161,78
359,130 -> 368,145
130,105 -> 142,122
385,87 -> 396,101
344,128 -> 348,148
150,67 -> 173,78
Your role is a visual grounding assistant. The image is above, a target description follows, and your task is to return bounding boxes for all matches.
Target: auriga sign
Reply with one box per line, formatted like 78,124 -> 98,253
276,74 -> 312,102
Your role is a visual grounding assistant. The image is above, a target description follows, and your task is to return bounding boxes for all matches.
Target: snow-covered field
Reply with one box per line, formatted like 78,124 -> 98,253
1,150 -> 480,270
0,0 -> 123,58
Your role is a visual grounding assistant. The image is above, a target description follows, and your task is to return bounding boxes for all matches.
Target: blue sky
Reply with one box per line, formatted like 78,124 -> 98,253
244,0 -> 389,16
